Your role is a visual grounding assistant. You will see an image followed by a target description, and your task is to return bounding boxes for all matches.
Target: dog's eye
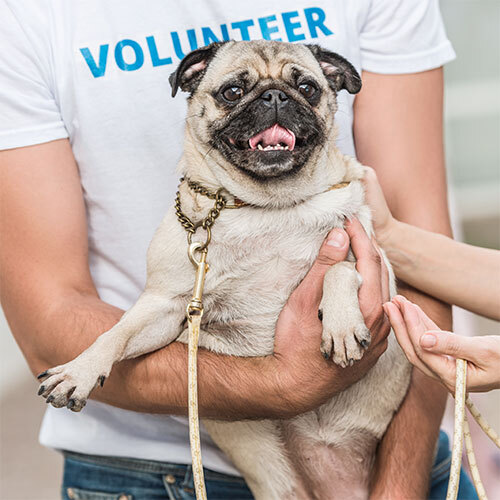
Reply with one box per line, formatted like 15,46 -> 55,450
222,86 -> 244,102
298,83 -> 317,99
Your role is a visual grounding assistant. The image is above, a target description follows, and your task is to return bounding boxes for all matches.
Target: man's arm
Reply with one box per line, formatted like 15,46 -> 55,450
0,139 -> 389,420
353,68 -> 452,498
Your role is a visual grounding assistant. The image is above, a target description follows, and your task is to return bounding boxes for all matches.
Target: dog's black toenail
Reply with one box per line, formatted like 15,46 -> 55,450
37,370 -> 48,380
322,351 -> 329,360
360,339 -> 369,349
99,375 -> 106,387
46,395 -> 54,404
67,399 -> 75,409
318,309 -> 323,321
38,385 -> 45,396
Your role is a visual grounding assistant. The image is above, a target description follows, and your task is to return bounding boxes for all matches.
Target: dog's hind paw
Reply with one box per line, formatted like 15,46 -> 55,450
37,358 -> 109,412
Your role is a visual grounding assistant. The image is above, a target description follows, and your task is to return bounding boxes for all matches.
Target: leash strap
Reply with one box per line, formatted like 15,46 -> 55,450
188,312 -> 207,500
185,244 -> 209,500
447,359 -> 467,500
447,359 -> 500,500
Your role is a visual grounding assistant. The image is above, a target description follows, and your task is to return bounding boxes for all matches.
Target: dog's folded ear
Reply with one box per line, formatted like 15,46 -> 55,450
307,45 -> 362,95
169,42 -> 227,98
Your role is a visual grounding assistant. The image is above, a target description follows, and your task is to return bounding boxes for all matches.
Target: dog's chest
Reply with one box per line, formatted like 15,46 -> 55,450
194,191 -> 362,355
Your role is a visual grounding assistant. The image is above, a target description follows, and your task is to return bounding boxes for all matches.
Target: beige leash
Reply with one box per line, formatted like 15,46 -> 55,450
175,177 -> 353,500
447,359 -> 500,500
176,179 -> 235,500
186,243 -> 209,500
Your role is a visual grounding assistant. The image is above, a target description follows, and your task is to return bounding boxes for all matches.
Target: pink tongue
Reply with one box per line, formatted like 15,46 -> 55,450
249,124 -> 296,150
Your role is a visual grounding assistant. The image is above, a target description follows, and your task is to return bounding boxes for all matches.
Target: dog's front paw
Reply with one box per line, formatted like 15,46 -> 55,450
320,316 -> 370,367
319,262 -> 371,367
37,356 -> 109,412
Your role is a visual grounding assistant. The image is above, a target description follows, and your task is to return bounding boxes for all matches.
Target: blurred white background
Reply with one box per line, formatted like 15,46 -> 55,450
1,1 -> 499,498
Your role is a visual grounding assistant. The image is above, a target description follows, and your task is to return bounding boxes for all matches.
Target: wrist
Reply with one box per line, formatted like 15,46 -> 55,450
263,354 -> 331,419
261,355 -> 306,418
375,216 -> 400,250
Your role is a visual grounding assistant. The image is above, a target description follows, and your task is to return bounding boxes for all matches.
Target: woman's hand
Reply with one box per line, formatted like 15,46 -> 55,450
384,295 -> 500,392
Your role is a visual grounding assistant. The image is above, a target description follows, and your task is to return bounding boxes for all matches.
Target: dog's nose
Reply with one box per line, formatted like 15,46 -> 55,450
260,89 -> 288,108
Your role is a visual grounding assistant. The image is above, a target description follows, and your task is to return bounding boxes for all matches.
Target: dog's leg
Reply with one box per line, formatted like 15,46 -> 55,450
319,261 -> 371,367
204,419 -> 308,500
38,292 -> 184,410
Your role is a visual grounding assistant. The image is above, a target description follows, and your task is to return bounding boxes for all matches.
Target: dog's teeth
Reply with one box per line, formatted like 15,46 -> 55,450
285,145 -> 289,150
257,144 -> 263,150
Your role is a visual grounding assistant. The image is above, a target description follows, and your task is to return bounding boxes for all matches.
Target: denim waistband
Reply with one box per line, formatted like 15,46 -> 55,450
64,432 -> 451,485
62,450 -> 244,484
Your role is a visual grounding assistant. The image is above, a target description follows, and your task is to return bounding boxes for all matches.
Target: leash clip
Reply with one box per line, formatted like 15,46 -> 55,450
186,242 -> 209,321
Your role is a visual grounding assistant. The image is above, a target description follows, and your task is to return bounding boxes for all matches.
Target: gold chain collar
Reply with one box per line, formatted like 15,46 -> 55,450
174,177 -> 237,252
174,176 -> 351,250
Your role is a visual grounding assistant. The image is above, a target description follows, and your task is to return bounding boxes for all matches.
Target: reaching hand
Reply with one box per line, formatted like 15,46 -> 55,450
384,295 -> 500,393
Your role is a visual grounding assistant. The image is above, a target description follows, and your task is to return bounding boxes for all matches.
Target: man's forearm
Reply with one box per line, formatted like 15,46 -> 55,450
96,340 -> 292,419
27,291 -> 289,419
370,287 -> 450,499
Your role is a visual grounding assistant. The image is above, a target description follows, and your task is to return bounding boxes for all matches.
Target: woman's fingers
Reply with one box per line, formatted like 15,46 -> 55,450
413,302 -> 439,331
383,302 -> 412,354
396,299 -> 457,389
383,302 -> 435,380
418,330 -> 480,364
393,295 -> 439,331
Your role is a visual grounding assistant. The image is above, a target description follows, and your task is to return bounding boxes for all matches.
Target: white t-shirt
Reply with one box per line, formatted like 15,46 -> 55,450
0,0 -> 455,475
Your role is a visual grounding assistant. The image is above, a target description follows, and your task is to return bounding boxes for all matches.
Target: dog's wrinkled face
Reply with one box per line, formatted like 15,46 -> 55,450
170,41 -> 361,182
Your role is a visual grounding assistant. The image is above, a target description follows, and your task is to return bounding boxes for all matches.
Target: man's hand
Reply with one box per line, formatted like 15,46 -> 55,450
111,221 -> 392,419
267,225 -> 391,417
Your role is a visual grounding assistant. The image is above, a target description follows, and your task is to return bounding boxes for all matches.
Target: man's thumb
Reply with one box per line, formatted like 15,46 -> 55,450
316,228 -> 350,267
299,228 -> 349,295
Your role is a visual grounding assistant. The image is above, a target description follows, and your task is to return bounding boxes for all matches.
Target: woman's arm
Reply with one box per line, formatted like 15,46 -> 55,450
364,166 -> 500,321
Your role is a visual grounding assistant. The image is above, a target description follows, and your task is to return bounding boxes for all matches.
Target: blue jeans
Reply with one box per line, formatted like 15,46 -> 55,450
61,432 -> 478,500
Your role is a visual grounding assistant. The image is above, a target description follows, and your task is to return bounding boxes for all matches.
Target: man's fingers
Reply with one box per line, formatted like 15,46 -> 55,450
373,240 -> 390,303
293,228 -> 349,309
345,218 -> 383,313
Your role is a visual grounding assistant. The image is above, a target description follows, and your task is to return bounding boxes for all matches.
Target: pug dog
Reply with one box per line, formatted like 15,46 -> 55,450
37,40 -> 411,500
